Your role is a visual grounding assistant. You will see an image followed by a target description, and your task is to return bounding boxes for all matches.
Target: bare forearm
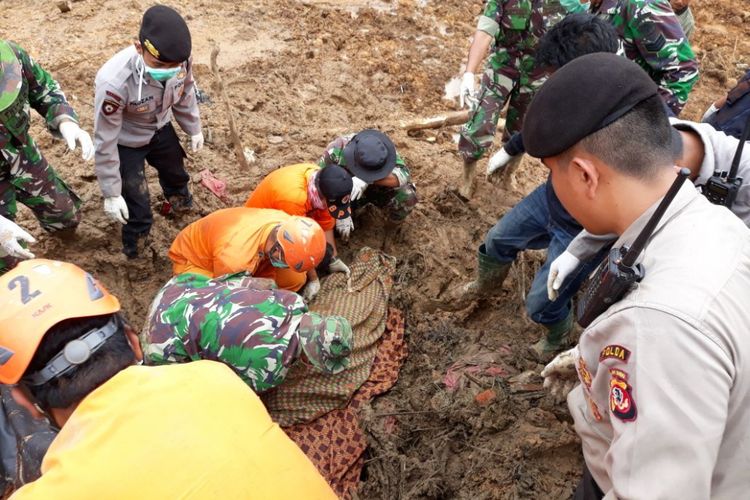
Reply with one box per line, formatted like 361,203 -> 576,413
373,173 -> 400,188
465,31 -> 493,75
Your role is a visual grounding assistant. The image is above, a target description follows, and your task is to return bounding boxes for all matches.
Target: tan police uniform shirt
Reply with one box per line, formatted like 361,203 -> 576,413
568,182 -> 750,499
93,46 -> 201,198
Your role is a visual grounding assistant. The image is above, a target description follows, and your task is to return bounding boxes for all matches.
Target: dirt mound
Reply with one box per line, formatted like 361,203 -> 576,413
4,0 -> 747,497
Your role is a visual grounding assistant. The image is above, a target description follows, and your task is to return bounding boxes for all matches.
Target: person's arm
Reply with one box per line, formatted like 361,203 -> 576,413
324,228 -> 337,256
669,0 -> 689,10
318,136 -> 349,168
373,154 -> 411,188
504,132 -> 526,156
372,173 -> 400,188
171,58 -> 201,137
306,269 -> 318,283
465,0 -> 502,73
567,229 -> 617,261
465,31 -> 494,75
12,42 -> 78,133
629,0 -> 699,116
589,308 -> 731,499
93,82 -> 126,198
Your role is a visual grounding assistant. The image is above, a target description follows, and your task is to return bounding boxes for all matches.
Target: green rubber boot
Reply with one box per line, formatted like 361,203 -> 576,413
530,311 -> 574,361
437,244 -> 511,311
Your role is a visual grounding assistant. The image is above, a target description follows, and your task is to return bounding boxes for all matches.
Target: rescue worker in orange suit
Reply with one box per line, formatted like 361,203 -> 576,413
168,208 -> 327,299
0,259 -> 336,498
245,162 -> 353,285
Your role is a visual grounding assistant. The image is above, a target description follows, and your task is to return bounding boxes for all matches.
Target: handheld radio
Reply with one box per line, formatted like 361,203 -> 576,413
576,168 -> 691,328
703,112 -> 750,208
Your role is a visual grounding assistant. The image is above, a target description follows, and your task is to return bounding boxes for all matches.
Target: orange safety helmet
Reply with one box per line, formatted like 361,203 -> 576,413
0,259 -> 120,384
274,216 -> 326,273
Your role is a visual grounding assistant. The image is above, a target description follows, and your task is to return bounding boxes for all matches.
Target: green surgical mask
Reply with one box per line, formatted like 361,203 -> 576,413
145,64 -> 181,82
561,0 -> 588,13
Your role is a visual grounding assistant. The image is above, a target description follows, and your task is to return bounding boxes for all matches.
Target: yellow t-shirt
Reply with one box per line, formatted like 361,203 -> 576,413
12,361 -> 336,500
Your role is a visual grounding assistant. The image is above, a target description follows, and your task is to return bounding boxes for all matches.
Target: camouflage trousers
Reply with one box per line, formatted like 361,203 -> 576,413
0,134 -> 81,273
357,182 -> 417,222
459,51 -> 546,161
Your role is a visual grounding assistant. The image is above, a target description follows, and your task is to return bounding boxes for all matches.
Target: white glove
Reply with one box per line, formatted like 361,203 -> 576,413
59,120 -> 94,161
541,346 -> 579,402
191,132 -> 204,152
487,147 -> 514,176
303,278 -> 321,302
103,196 -> 129,225
547,250 -> 581,301
329,257 -> 351,276
0,216 -> 35,259
701,103 -> 719,123
459,72 -> 477,109
335,217 -> 354,242
351,176 -> 368,201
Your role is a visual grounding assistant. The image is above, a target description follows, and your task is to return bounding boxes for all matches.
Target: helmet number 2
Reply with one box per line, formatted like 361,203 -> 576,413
8,276 -> 41,305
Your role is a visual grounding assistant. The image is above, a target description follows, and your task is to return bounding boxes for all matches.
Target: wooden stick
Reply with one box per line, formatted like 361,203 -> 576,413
400,110 -> 505,132
210,45 -> 250,172
400,110 -> 471,131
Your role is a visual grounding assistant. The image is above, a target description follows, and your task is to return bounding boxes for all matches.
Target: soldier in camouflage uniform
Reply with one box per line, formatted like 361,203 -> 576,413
141,272 -> 353,393
457,0 -> 566,198
590,0 -> 698,116
320,130 -> 417,240
0,40 -> 93,274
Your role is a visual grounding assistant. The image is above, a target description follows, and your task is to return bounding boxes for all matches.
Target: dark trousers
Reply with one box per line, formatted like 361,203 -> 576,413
573,465 -> 604,500
117,123 -> 190,249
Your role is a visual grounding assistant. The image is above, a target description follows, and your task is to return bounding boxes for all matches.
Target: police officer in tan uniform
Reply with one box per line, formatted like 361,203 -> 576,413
527,54 -> 750,498
94,5 -> 202,258
547,117 -> 750,294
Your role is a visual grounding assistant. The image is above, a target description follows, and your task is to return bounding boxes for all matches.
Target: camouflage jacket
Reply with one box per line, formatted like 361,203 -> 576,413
0,42 -> 78,153
477,0 -> 566,57
141,272 -> 309,393
319,133 -> 411,187
591,0 -> 699,115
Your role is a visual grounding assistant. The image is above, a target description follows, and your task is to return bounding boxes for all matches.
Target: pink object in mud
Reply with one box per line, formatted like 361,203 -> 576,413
200,168 -> 227,200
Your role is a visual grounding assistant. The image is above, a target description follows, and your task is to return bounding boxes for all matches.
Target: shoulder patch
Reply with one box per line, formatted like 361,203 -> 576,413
577,357 -> 593,389
105,90 -> 123,103
609,373 -> 637,422
586,393 -> 603,421
599,344 -> 631,363
102,99 -> 120,116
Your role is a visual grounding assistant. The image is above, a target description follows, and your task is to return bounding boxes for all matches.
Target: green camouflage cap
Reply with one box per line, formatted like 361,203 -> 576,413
0,41 -> 22,112
298,312 -> 352,374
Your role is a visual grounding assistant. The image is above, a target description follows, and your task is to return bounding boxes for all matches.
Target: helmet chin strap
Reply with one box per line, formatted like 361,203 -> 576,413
23,317 -> 119,387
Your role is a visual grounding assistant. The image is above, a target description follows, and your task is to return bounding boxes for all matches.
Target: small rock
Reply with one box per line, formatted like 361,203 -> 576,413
267,135 -> 284,145
475,389 -> 497,407
57,1 -> 71,12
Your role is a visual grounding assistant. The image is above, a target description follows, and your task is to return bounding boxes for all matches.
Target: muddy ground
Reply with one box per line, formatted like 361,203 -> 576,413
3,0 -> 748,497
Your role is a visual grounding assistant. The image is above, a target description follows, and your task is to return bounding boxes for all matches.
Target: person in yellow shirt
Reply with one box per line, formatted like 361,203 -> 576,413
245,162 -> 353,272
0,259 -> 336,499
168,207 -> 326,296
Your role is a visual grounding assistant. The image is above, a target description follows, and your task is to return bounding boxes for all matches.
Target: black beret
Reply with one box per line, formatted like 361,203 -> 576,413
522,53 -> 659,158
139,5 -> 192,63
